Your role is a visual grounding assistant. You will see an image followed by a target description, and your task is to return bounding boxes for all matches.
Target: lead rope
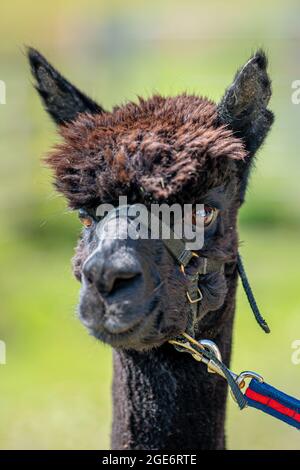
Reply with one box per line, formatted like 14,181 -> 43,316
169,333 -> 250,409
169,333 -> 300,430
170,254 -> 300,430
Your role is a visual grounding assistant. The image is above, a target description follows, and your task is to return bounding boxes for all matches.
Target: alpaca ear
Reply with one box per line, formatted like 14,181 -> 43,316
27,47 -> 104,125
218,50 -> 274,203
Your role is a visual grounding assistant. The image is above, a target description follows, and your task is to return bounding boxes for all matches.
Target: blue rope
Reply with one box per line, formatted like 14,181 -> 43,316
246,379 -> 300,430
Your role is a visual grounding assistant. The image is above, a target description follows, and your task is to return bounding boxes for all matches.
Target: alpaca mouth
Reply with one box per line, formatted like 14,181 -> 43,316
92,317 -> 149,348
79,293 -> 164,349
88,312 -> 160,349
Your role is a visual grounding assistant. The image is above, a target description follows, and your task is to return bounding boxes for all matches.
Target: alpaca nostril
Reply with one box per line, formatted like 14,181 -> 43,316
83,254 -> 143,296
108,272 -> 142,295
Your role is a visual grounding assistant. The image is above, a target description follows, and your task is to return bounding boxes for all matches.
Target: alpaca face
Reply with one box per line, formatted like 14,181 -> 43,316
28,49 -> 273,350
72,183 -> 236,350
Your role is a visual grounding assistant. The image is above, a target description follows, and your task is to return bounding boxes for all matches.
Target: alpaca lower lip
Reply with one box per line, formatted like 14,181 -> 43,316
91,320 -> 147,348
85,303 -> 161,348
80,310 -> 145,338
103,313 -> 144,335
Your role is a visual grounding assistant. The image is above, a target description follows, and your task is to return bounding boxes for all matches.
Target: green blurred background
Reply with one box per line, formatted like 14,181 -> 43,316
0,0 -> 300,450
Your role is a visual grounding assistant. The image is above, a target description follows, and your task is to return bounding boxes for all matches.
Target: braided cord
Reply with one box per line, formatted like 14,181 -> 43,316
237,252 -> 270,334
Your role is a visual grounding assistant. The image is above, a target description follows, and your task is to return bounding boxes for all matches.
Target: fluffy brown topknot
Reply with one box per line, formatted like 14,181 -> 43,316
46,94 -> 247,209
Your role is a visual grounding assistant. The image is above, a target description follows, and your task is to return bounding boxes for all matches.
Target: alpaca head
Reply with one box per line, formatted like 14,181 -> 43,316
28,49 -> 273,350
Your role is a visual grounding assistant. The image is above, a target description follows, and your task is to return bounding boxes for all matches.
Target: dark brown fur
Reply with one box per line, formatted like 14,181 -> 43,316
46,95 -> 246,209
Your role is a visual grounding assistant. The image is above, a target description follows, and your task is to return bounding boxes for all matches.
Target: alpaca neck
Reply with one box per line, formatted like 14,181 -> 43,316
111,285 -> 236,450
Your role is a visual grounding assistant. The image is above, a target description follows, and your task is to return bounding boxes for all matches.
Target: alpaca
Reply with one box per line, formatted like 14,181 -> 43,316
28,48 -> 273,450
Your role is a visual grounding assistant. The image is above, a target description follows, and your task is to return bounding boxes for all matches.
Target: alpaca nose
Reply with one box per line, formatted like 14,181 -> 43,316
82,252 -> 142,296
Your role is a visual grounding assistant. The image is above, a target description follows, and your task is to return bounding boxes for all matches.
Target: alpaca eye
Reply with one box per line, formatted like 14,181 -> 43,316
78,209 -> 94,228
192,205 -> 218,227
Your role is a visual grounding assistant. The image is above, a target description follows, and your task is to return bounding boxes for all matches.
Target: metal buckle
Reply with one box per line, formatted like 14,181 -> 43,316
186,288 -> 203,304
169,333 -> 265,407
180,252 -> 199,275
181,253 -> 202,304
230,371 -> 264,403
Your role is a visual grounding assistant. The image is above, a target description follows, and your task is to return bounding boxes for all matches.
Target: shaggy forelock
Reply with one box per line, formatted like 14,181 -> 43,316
46,94 -> 247,209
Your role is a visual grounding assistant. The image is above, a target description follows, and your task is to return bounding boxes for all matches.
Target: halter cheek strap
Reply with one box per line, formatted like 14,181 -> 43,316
162,237 -> 224,336
162,236 -> 270,336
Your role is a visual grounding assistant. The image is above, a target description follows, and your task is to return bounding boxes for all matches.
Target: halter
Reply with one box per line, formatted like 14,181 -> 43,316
97,204 -> 269,338
97,204 -> 300,431
162,235 -> 270,336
